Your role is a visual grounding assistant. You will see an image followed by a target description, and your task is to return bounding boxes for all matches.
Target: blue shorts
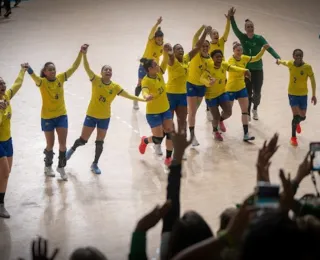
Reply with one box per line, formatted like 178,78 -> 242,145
186,82 -> 206,97
84,115 -> 110,130
167,93 -> 187,110
138,64 -> 147,79
205,93 -> 230,107
228,88 -> 248,101
41,115 -> 68,132
146,110 -> 173,128
288,95 -> 307,110
0,138 -> 13,158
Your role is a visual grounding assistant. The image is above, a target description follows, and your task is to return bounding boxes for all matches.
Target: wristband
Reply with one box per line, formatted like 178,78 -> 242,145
27,67 -> 34,75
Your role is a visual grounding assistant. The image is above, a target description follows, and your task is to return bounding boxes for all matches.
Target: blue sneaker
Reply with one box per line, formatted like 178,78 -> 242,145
243,133 -> 255,141
66,148 -> 75,160
91,163 -> 101,175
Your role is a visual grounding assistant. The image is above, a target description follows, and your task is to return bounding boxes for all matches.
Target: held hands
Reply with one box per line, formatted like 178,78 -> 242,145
205,26 -> 212,34
81,44 -> 89,54
311,96 -> 317,105
164,43 -> 173,54
262,44 -> 270,50
21,63 -> 29,71
209,77 -> 216,86
144,94 -> 153,101
276,59 -> 281,65
244,70 -> 251,80
0,100 -> 8,110
228,7 -> 236,17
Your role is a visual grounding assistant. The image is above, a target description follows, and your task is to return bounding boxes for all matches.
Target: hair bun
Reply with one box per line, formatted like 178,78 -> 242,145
233,41 -> 239,46
245,19 -> 251,22
157,27 -> 161,31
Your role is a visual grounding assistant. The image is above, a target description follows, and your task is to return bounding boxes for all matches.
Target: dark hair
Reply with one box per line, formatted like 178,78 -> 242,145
245,19 -> 252,23
233,41 -> 242,50
218,207 -> 238,233
155,27 -> 164,38
167,211 -> 214,258
210,49 -> 223,59
140,58 -> 154,72
40,62 -> 54,78
101,65 -> 112,73
239,212 -> 319,260
293,49 -> 303,56
70,247 -> 107,260
173,43 -> 181,51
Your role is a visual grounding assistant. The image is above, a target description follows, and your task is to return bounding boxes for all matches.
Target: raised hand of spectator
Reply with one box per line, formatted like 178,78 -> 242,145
171,128 -> 192,163
279,169 -> 294,212
293,151 -> 312,185
31,237 -> 59,260
256,133 -> 279,182
135,201 -> 171,232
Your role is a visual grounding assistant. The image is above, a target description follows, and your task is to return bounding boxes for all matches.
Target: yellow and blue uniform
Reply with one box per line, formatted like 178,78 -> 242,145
187,25 -> 213,97
166,54 -> 190,110
209,18 -> 230,59
278,60 -> 316,110
0,69 -> 26,158
83,54 -> 145,130
226,48 -> 266,101
28,52 -> 82,132
138,24 -> 164,79
142,70 -> 171,128
200,61 -> 247,107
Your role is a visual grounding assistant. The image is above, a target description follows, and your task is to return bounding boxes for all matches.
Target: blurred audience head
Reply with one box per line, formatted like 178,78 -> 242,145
70,247 -> 107,260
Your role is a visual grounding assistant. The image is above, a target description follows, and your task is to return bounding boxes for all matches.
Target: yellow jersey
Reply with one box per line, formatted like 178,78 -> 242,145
142,24 -> 163,63
30,52 -> 82,119
0,69 -> 26,142
166,54 -> 190,94
82,54 -> 145,119
278,60 -> 316,96
209,19 -> 230,59
142,73 -> 169,114
226,49 -> 266,92
200,61 -> 247,99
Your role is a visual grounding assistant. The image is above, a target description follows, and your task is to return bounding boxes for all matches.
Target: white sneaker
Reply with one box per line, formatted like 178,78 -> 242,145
56,167 -> 68,181
206,110 -> 213,121
252,109 -> 258,120
133,100 -> 139,110
192,136 -> 200,146
154,144 -> 163,156
44,166 -> 55,177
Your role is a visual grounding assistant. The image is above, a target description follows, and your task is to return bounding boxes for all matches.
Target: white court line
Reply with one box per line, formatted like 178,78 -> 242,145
212,0 -> 320,28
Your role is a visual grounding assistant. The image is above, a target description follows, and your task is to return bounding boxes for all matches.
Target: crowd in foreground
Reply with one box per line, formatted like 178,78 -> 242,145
16,131 -> 320,260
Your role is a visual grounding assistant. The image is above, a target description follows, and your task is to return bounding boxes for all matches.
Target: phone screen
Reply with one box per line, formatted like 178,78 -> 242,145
310,142 -> 320,171
255,184 -> 280,208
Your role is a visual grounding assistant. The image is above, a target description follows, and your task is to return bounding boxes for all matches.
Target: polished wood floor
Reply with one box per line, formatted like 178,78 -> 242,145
0,0 -> 320,259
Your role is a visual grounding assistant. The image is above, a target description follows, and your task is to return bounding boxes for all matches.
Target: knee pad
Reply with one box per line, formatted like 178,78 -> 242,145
242,112 -> 249,115
75,137 -> 87,147
300,116 -> 306,121
152,136 -> 163,144
135,86 -> 142,96
58,151 -> 67,168
164,132 -> 171,140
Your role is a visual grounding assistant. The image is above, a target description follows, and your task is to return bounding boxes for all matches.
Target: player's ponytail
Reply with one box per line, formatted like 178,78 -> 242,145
40,62 -> 54,78
155,27 -> 164,38
140,58 -> 154,72
233,41 -> 241,50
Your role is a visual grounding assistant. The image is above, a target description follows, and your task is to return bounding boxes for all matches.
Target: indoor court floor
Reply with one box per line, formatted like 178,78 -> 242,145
0,0 -> 320,259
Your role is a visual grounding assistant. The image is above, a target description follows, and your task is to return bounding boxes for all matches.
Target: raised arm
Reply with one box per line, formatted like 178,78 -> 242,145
148,17 -> 162,40
248,46 -> 267,63
27,66 -> 42,87
8,66 -> 27,100
229,8 -> 245,41
221,12 -> 231,42
189,26 -> 210,60
118,89 -> 146,102
192,25 -> 205,48
160,51 -> 169,74
223,61 -> 248,73
259,36 -> 280,59
64,50 -> 82,80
